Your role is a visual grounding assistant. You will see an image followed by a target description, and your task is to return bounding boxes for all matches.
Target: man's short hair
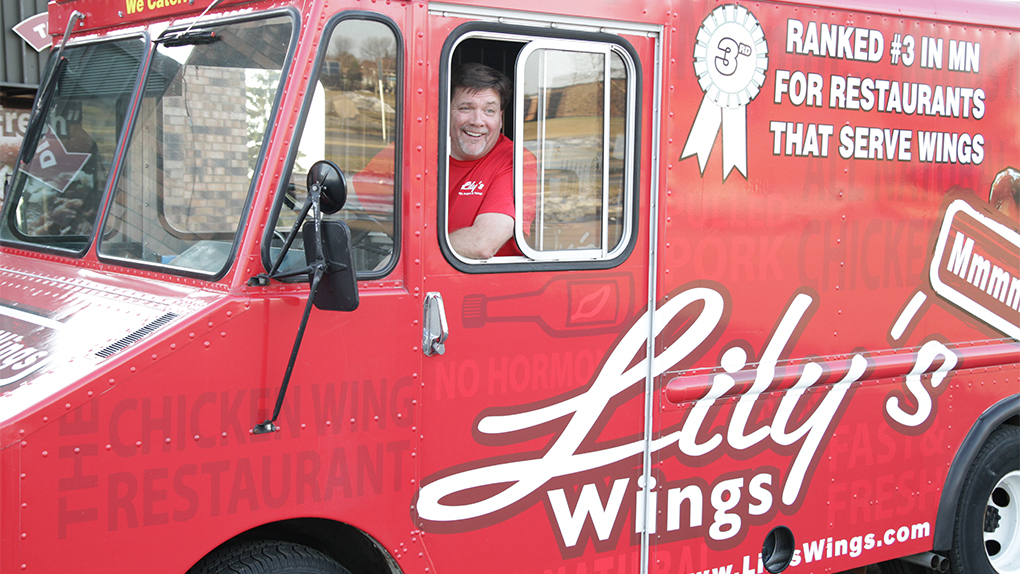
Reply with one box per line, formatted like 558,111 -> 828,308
451,62 -> 512,111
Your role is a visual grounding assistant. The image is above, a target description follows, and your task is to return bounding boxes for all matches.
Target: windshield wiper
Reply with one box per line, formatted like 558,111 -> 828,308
156,29 -> 219,47
155,0 -> 225,47
18,10 -> 84,167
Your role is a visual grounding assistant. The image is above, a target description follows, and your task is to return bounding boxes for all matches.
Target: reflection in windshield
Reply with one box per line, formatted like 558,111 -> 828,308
2,38 -> 145,250
99,16 -> 293,274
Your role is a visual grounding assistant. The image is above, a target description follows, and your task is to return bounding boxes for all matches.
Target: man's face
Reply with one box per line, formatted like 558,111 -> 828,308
449,87 -> 503,161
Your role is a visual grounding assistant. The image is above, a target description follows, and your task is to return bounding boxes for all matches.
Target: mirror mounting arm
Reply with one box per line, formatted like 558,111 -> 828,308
252,161 -> 355,434
252,176 -> 329,435
253,260 -> 326,434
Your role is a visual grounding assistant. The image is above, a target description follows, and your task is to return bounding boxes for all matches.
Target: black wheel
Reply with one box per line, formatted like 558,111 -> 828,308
950,425 -> 1020,574
188,540 -> 351,574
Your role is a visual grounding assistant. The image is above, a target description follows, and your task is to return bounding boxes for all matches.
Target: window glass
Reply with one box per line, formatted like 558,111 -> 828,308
270,18 -> 399,277
2,38 -> 146,251
99,15 -> 293,274
515,42 -> 632,261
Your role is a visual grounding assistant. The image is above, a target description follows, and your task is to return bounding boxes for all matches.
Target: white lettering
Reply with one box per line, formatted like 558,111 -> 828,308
884,340 -> 958,427
548,477 -> 630,547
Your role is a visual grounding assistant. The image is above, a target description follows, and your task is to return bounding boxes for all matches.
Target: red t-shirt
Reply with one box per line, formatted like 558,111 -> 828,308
448,134 -> 535,257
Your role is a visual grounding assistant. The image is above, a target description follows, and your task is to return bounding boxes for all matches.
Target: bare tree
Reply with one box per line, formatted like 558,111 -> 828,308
360,36 -> 395,91
327,35 -> 354,58
360,36 -> 394,61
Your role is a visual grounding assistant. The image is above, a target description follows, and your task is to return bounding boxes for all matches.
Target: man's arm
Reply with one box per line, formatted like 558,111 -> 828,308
449,212 -> 514,259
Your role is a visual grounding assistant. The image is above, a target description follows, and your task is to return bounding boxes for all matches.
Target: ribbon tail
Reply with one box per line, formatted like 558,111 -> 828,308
681,96 -> 722,175
721,105 -> 747,179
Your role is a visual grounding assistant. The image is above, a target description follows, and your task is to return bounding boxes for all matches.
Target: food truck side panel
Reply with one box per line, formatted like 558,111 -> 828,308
9,282 -> 424,571
652,1 -> 1019,573
412,4 -> 660,572
0,0 -> 1015,572
4,0 -> 428,571
407,0 -> 1018,573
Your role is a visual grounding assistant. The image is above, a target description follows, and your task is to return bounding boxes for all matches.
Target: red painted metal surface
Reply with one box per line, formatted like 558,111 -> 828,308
1,0 -> 1018,572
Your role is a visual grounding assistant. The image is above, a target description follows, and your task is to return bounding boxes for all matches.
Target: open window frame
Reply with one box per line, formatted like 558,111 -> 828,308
438,22 -> 641,273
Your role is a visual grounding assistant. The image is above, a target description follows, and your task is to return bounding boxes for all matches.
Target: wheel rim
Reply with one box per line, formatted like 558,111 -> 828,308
985,470 -> 1020,574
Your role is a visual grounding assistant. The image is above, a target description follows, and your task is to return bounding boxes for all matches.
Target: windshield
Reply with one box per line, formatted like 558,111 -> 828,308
98,15 -> 294,275
1,37 -> 146,251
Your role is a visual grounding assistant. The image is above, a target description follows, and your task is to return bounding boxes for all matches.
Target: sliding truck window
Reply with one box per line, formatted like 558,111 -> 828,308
515,41 -> 634,261
265,14 -> 401,278
98,14 -> 296,277
1,37 -> 146,253
441,28 -> 639,269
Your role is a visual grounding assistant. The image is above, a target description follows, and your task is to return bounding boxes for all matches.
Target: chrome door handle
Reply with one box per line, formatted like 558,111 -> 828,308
423,292 -> 449,356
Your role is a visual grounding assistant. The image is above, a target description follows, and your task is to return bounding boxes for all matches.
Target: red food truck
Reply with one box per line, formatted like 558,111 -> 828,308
0,0 -> 1017,572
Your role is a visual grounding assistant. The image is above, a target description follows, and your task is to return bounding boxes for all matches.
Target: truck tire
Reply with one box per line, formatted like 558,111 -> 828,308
949,425 -> 1020,574
188,540 -> 351,574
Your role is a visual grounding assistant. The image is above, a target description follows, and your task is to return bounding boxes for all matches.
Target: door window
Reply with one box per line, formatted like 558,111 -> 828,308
442,33 -> 637,268
267,16 -> 401,278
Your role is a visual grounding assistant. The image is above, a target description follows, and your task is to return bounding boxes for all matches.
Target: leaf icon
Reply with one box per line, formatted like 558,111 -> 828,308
571,285 -> 611,322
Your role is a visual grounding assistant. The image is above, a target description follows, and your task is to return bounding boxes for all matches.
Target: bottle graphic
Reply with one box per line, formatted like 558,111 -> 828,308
460,273 -> 634,337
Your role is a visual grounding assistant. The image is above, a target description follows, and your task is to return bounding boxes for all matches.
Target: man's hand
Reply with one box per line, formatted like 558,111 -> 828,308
449,212 -> 514,259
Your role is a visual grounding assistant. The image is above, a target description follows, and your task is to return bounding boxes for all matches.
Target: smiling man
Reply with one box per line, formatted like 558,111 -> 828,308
447,62 -> 534,259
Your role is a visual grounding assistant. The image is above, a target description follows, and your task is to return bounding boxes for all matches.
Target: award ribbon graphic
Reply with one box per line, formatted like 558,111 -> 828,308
681,4 -> 768,179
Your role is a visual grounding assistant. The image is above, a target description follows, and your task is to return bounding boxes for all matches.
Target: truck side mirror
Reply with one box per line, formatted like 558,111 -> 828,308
302,220 -> 359,311
309,159 -> 347,215
301,160 -> 358,312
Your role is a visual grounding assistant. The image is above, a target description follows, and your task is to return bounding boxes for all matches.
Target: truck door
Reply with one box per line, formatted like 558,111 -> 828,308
413,10 -> 662,573
263,9 -> 430,548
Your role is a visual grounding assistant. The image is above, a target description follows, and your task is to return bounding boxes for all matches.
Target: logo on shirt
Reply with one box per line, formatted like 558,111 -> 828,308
459,181 -> 485,196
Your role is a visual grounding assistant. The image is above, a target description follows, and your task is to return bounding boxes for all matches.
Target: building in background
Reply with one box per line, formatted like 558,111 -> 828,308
1,0 -> 50,205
